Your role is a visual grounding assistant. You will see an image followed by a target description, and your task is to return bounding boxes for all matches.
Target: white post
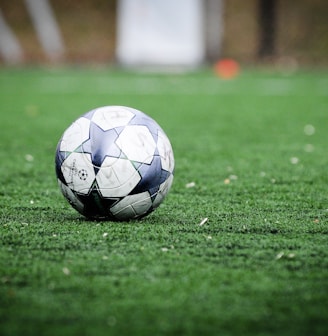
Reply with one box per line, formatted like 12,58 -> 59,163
0,9 -> 24,64
116,0 -> 205,69
24,0 -> 65,61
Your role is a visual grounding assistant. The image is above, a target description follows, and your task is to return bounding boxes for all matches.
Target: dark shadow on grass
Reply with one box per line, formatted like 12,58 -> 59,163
58,212 -> 157,226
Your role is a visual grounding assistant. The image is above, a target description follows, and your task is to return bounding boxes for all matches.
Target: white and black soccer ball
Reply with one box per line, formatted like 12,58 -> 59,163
55,106 -> 174,221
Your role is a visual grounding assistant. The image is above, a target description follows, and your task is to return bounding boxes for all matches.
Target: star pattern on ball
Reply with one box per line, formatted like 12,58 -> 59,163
76,182 -> 120,219
55,147 -> 68,185
77,121 -> 124,173
129,114 -> 160,143
131,155 -> 171,199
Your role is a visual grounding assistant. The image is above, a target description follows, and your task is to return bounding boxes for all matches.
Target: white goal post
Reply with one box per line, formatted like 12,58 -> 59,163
24,0 -> 65,61
116,0 -> 224,68
0,9 -> 24,64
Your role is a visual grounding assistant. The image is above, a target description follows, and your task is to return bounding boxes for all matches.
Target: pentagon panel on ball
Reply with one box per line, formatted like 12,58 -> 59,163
55,106 -> 174,221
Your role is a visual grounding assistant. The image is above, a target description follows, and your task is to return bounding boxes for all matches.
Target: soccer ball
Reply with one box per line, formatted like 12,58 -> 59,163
55,106 -> 174,221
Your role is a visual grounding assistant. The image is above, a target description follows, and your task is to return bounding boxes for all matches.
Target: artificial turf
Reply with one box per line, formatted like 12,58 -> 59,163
0,67 -> 327,336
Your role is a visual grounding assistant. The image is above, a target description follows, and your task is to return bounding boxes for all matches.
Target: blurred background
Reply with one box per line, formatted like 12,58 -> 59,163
0,0 -> 327,69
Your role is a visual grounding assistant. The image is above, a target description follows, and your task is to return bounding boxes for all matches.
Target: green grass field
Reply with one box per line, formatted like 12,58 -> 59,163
1,67 -> 327,336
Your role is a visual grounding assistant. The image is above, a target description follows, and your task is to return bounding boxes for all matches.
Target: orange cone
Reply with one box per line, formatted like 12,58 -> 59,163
214,59 -> 240,79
